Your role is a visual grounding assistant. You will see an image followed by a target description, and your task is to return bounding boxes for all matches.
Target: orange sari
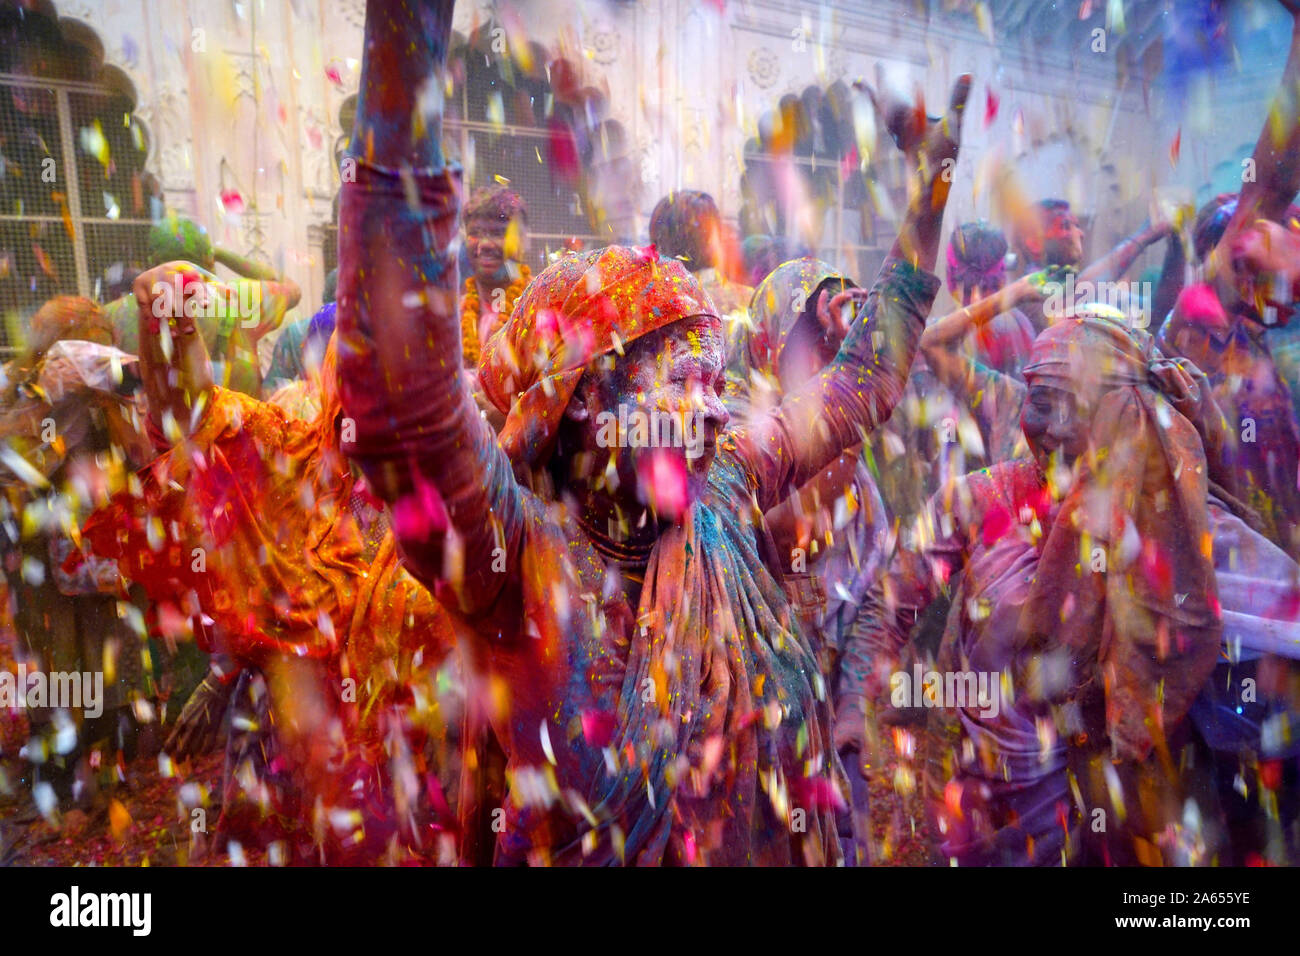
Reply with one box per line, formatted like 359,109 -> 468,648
79,342 -> 459,863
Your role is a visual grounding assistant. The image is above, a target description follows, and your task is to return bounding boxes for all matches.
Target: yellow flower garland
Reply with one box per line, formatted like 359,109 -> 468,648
461,264 -> 531,366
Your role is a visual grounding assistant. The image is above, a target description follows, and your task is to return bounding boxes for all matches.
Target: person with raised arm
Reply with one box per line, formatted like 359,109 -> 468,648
851,288 -> 1300,864
77,263 -> 459,864
336,0 -> 968,865
836,310 -> 1239,865
100,213 -> 302,397
1000,200 -> 1174,373
1157,0 -> 1300,556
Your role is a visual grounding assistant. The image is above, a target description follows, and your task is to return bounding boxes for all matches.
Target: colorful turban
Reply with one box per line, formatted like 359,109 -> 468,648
478,245 -> 719,466
28,296 -> 113,353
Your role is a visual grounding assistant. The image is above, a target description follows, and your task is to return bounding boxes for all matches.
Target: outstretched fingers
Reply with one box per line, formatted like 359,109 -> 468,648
854,66 -> 927,154
945,73 -> 973,146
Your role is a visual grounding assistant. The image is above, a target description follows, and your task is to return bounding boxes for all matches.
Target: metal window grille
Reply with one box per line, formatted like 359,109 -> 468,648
316,118 -> 606,279
0,72 -> 152,354
740,148 -> 908,283
448,119 -> 605,267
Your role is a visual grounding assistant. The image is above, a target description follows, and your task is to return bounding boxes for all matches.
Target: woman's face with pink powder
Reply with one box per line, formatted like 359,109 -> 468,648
565,315 -> 731,520
1229,218 -> 1300,324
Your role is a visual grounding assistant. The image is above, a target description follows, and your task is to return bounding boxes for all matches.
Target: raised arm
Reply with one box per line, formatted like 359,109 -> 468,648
216,275 -> 301,397
1149,227 -> 1188,328
211,246 -> 303,340
236,279 -> 300,341
762,447 -> 861,559
214,246 -> 291,284
919,271 -> 1045,393
132,261 -> 215,443
1207,2 -> 1300,283
738,76 -> 970,511
336,0 -> 522,613
1077,218 -> 1172,286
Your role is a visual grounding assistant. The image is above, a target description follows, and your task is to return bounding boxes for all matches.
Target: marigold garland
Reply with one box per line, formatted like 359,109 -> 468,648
461,263 -> 531,366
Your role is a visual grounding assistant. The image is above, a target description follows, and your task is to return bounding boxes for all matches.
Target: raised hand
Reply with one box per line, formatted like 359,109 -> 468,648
857,73 -> 972,271
133,261 -> 215,441
857,73 -> 972,187
816,286 -> 872,342
920,75 -> 973,191
352,0 -> 457,168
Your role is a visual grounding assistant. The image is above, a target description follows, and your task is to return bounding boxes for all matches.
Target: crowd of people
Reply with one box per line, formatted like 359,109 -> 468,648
3,0 -> 1300,866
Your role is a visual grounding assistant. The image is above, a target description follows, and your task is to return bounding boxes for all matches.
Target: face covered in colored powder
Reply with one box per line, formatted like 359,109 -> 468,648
466,212 -> 525,285
1228,217 -> 1300,326
1019,382 -> 1090,475
1042,209 -> 1085,267
564,314 -> 731,519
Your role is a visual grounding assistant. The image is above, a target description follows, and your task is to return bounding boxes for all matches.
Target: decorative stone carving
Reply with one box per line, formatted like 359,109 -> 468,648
635,137 -> 658,188
136,84 -> 196,190
682,108 -> 706,159
585,24 -> 619,65
231,54 -> 260,108
823,44 -> 848,82
721,150 -> 744,209
747,46 -> 780,89
339,0 -> 366,30
300,105 -> 336,198
240,210 -> 272,261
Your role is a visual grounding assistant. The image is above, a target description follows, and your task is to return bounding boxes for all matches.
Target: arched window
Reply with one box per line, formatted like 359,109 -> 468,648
0,2 -> 155,350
